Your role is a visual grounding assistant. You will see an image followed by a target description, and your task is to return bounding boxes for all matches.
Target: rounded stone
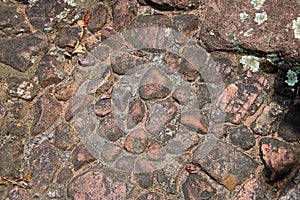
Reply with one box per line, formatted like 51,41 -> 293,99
124,128 -> 148,154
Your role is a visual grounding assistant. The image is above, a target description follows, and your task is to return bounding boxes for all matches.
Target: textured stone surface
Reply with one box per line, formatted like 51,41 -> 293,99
26,0 -> 68,30
226,125 -> 255,150
279,170 -> 300,200
181,112 -> 208,133
124,15 -> 172,52
0,103 -> 6,127
65,95 -> 93,121
200,0 -> 300,62
71,145 -> 96,171
251,102 -> 283,136
127,98 -> 146,129
7,77 -> 38,100
38,54 -> 65,88
54,123 -> 79,150
278,102 -> 300,142
56,167 -> 73,184
87,4 -> 108,33
54,82 -> 76,101
67,168 -> 127,199
139,68 -> 172,100
0,139 -> 23,179
234,178 -> 265,200
56,26 -> 83,50
146,100 -> 177,135
30,142 -> 58,192
212,66 -> 272,124
260,138 -> 297,182
97,114 -> 124,142
193,137 -> 258,190
112,0 -> 137,31
0,33 -> 48,72
6,187 -> 30,200
136,192 -> 161,200
31,94 -> 62,135
182,174 -> 216,200
173,14 -> 199,35
124,128 -> 148,154
94,97 -> 111,117
0,2 -> 29,37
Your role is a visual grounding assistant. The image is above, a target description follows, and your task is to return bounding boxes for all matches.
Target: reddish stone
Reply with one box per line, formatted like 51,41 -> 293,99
185,163 -> 200,174
251,102 -> 283,136
0,139 -> 23,179
38,54 -> 65,88
137,192 -> 161,200
200,0 -> 300,62
54,82 -> 76,101
54,123 -> 79,150
173,14 -> 199,35
146,100 -> 177,135
72,145 -> 96,171
101,143 -> 122,163
127,98 -> 146,128
65,95 -> 93,121
30,142 -> 58,192
182,174 -> 216,200
56,26 -> 83,53
139,68 -> 172,100
193,137 -> 258,190
124,128 -> 149,154
0,103 -> 6,127
56,167 -> 73,184
67,168 -> 127,199
124,15 -> 172,52
112,0 -> 137,31
6,187 -> 30,200
97,114 -> 124,142
181,112 -> 208,133
259,138 -> 297,182
212,66 -> 273,124
5,121 -> 27,138
31,94 -> 62,135
147,140 -> 164,161
111,51 -> 148,75
0,33 -> 48,72
87,4 -> 108,33
234,178 -> 265,200
9,102 -> 24,119
94,98 -> 111,117
7,77 -> 38,100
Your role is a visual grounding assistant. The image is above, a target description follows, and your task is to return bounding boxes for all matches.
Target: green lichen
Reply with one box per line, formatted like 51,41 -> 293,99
28,0 -> 38,4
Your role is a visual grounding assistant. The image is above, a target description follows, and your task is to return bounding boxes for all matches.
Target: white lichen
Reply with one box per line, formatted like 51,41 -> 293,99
239,12 -> 249,22
240,55 -> 260,72
254,12 -> 268,25
28,0 -> 39,4
63,0 -> 77,7
56,8 -> 71,22
285,69 -> 298,86
251,0 -> 266,10
292,17 -> 300,39
244,28 -> 254,37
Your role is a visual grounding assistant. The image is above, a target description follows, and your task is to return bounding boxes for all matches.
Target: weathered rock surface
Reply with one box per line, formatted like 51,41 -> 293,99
30,142 -> 58,192
87,4 -> 108,33
200,0 -> 300,62
260,138 -> 297,182
193,136 -> 258,190
67,168 -> 128,199
71,145 -> 96,171
0,139 -> 24,179
0,33 -> 48,72
234,178 -> 265,200
31,94 -> 62,135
